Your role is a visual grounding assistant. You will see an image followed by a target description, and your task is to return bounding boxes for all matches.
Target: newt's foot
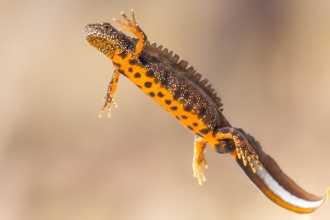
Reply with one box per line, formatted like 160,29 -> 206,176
235,138 -> 262,173
214,128 -> 263,173
113,9 -> 139,34
114,9 -> 147,58
193,150 -> 208,185
99,94 -> 118,118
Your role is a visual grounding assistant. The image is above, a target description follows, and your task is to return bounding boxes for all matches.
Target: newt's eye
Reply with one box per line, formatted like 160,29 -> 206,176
103,24 -> 110,30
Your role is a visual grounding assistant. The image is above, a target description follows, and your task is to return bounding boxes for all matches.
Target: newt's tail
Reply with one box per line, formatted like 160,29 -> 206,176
233,128 -> 329,214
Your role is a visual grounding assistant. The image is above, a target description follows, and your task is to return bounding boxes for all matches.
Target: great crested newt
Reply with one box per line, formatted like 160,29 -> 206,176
84,9 -> 329,213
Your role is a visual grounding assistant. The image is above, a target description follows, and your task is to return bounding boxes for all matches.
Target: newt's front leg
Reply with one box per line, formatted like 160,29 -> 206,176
113,9 -> 147,58
99,70 -> 120,118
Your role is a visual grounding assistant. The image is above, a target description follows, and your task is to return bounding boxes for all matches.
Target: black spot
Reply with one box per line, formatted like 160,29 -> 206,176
139,56 -> 149,65
149,92 -> 155,97
118,51 -> 127,59
144,82 -> 152,88
218,127 -> 230,134
187,126 -> 193,131
183,91 -> 190,99
199,129 -> 210,135
184,104 -> 193,112
165,100 -> 171,105
128,68 -> 133,72
170,106 -> 178,111
193,122 -> 198,127
129,59 -> 137,65
160,70 -> 170,86
181,115 -> 188,119
139,55 -> 159,65
134,72 -> 141,78
146,70 -> 155,77
118,69 -> 126,77
198,106 -> 207,117
157,92 -> 164,98
173,89 -> 181,100
175,116 -> 180,120
137,85 -> 142,89
113,62 -> 121,67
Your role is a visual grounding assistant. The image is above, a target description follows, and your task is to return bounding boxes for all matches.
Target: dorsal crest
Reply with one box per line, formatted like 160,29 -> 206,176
130,38 -> 223,109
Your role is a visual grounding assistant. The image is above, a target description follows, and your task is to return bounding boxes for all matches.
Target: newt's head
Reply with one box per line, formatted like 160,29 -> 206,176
84,22 -> 120,56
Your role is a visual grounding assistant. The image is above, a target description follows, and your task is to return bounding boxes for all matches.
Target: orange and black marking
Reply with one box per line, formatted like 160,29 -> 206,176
84,9 -> 329,213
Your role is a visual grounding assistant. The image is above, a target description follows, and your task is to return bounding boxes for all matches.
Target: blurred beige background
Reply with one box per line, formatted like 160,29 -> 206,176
1,0 -> 330,219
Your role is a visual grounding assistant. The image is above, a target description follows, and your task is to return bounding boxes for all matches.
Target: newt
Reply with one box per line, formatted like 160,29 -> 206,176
83,9 -> 329,213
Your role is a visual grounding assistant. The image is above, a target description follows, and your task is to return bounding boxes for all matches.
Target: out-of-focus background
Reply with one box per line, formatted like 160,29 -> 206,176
1,0 -> 330,219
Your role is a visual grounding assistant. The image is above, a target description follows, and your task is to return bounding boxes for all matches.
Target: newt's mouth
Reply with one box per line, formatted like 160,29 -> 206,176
83,23 -> 104,40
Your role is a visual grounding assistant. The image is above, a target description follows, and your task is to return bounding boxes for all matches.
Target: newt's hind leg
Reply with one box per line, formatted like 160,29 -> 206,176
99,70 -> 119,118
193,135 -> 208,185
113,9 -> 147,58
213,128 -> 263,173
